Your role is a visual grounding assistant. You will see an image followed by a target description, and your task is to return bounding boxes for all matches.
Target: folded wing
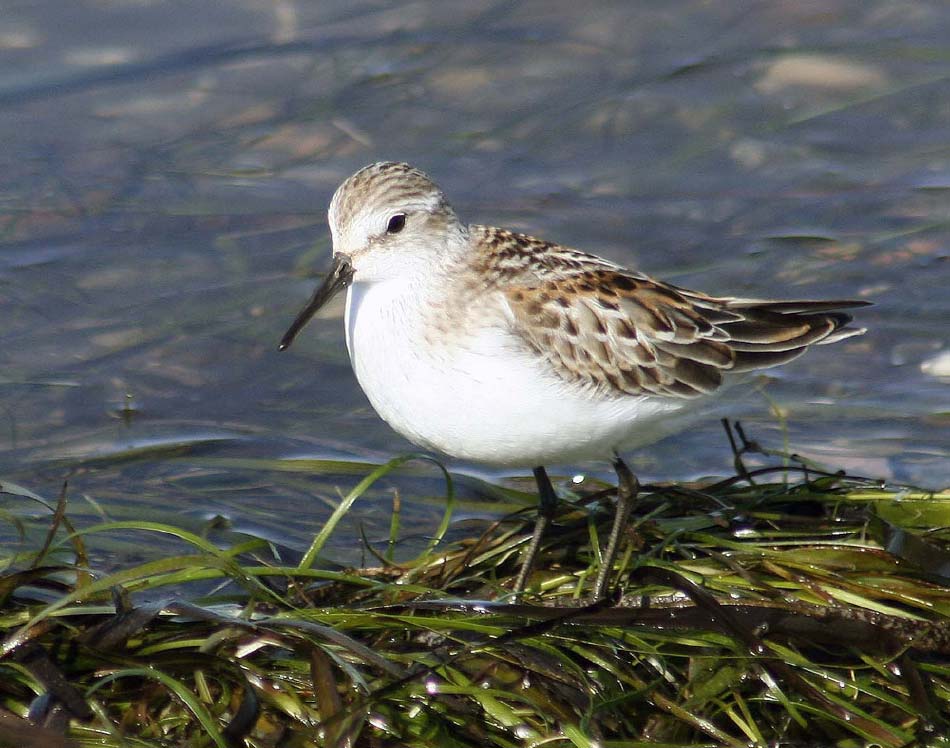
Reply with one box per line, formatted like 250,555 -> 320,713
497,250 -> 866,399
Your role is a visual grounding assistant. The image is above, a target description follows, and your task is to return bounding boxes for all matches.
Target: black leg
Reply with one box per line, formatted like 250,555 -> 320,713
513,466 -> 558,595
591,456 -> 639,600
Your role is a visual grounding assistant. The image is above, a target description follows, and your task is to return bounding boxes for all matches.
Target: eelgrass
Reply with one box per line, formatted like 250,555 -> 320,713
1,434 -> 948,747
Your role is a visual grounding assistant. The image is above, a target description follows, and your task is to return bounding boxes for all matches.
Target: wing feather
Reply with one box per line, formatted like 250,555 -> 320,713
470,226 -> 865,400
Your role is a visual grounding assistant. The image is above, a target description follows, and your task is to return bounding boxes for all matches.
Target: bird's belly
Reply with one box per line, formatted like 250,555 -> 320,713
344,282 -> 687,467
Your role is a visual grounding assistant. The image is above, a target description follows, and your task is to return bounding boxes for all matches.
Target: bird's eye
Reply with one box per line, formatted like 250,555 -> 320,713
386,214 -> 407,234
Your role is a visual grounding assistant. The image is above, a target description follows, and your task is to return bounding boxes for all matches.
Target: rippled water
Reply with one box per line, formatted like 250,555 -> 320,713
1,1 -> 947,563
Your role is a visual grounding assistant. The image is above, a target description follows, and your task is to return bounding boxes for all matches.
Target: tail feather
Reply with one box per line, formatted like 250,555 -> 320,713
717,299 -> 867,374
732,347 -> 809,372
725,299 -> 871,314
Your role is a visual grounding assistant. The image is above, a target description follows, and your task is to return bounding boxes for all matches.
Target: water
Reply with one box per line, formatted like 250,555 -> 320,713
1,1 -> 947,564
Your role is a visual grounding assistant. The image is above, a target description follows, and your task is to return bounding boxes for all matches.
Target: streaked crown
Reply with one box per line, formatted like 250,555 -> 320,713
327,162 -> 467,280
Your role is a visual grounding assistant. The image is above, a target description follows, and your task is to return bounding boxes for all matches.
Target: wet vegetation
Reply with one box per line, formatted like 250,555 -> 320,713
2,3 -> 949,747
2,427 -> 948,747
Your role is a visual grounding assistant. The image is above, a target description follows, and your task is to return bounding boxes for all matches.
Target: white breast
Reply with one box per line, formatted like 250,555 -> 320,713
344,278 -> 689,467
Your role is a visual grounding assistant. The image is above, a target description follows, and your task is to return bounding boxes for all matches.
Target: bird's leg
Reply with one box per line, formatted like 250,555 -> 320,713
591,456 -> 639,601
513,466 -> 558,596
722,418 -> 754,485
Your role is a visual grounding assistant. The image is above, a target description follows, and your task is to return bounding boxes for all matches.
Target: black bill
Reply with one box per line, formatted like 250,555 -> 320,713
278,253 -> 354,351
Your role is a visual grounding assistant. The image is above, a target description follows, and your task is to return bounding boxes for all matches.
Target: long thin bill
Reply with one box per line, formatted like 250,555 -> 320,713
278,253 -> 354,351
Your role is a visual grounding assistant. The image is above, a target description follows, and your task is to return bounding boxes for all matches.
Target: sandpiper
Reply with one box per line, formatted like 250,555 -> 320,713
280,161 -> 866,599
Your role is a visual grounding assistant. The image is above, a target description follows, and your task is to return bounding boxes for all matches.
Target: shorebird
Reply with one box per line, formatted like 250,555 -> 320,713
280,161 -> 866,599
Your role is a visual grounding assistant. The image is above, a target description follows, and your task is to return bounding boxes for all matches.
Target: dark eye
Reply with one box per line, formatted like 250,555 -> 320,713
386,213 -> 406,234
